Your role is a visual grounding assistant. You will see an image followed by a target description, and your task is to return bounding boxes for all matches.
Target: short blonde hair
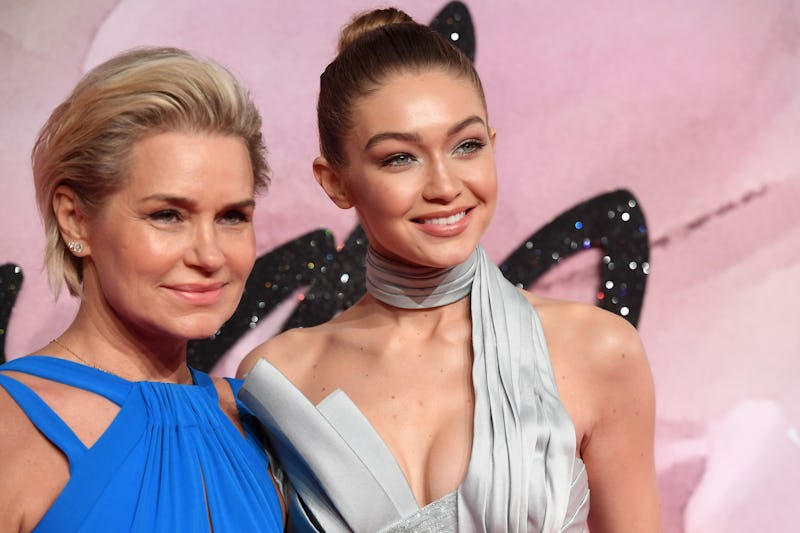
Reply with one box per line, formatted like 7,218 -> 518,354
32,46 -> 269,297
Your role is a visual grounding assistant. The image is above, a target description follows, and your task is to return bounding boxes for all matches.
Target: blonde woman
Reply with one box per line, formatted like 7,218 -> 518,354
0,47 -> 283,532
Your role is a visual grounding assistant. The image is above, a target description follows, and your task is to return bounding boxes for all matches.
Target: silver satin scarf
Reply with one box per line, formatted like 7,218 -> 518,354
365,247 -> 477,309
366,245 -> 583,531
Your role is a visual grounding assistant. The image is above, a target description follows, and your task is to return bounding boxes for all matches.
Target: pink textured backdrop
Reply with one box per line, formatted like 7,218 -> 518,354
1,1 -> 798,529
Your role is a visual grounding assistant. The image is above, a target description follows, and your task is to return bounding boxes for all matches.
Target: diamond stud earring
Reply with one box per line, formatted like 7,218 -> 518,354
67,241 -> 84,254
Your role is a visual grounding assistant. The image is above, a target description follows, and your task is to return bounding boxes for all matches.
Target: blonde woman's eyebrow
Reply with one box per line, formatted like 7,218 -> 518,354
142,195 -> 255,210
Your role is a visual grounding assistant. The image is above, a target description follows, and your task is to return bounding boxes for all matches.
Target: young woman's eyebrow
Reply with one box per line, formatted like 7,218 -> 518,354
447,115 -> 486,136
363,116 -> 486,152
364,131 -> 421,151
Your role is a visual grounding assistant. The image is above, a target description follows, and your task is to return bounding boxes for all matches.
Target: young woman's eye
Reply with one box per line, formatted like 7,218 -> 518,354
380,153 -> 416,167
148,209 -> 182,223
219,210 -> 250,225
454,140 -> 486,156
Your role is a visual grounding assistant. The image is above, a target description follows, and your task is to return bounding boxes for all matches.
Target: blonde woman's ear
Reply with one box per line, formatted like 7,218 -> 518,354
52,185 -> 91,256
313,156 -> 353,210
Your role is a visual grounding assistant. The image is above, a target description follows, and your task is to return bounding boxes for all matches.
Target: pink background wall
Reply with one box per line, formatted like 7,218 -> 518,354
1,1 -> 798,529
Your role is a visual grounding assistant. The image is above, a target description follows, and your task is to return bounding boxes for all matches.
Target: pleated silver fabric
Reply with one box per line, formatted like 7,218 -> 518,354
455,246 -> 589,532
365,246 -> 476,309
240,245 -> 589,532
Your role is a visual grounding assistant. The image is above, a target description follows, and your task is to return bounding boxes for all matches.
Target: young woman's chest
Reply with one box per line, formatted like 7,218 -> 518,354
290,329 -> 478,506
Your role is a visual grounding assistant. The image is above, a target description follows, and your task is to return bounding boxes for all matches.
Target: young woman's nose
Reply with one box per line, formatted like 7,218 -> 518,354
422,159 -> 461,203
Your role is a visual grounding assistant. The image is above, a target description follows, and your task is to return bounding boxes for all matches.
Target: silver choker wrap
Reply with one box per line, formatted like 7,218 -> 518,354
365,246 -> 478,309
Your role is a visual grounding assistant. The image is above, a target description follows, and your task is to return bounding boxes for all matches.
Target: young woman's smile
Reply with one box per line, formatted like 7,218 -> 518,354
412,206 -> 474,237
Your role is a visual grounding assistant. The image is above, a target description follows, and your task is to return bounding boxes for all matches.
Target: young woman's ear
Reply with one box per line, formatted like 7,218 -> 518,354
313,156 -> 353,209
52,185 -> 92,256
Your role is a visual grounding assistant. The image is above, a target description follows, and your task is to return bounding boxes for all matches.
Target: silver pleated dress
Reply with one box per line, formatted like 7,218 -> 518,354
241,246 -> 590,532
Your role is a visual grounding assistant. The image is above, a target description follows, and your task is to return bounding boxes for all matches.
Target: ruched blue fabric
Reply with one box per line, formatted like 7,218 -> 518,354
0,356 -> 282,533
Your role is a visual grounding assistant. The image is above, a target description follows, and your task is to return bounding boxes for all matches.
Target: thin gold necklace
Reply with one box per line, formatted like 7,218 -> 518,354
52,337 -> 110,374
50,338 -> 193,384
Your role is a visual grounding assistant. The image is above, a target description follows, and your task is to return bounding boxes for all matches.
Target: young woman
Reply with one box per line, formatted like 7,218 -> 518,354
0,47 -> 283,532
239,8 -> 661,532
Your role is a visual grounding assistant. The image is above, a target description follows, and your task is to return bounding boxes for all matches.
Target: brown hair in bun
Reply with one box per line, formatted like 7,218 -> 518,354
318,7 -> 485,169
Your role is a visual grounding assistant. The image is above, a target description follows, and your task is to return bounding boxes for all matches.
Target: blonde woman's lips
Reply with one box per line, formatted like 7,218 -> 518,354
164,282 -> 225,305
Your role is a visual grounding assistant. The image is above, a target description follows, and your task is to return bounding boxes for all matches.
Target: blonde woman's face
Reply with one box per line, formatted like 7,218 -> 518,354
81,131 -> 256,342
342,70 -> 497,268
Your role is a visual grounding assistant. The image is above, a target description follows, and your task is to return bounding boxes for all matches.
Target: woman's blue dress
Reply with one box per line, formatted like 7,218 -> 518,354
0,355 -> 283,532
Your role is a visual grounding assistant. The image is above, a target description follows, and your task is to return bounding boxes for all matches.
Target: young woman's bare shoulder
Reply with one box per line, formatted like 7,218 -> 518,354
524,293 -> 660,529
237,298 -> 370,380
237,323 -> 334,379
522,291 -> 648,380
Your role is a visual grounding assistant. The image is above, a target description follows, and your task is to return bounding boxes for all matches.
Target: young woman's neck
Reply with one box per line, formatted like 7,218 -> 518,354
359,290 -> 471,337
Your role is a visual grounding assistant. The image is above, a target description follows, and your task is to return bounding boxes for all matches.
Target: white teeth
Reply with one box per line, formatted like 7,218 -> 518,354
422,211 -> 466,225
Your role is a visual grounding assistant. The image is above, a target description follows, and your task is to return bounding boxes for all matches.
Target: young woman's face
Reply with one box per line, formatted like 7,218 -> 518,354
342,70 -> 498,268
82,132 -> 256,342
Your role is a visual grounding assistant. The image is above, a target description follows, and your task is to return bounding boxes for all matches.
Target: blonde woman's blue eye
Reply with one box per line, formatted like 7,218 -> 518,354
149,210 -> 182,223
220,210 -> 249,224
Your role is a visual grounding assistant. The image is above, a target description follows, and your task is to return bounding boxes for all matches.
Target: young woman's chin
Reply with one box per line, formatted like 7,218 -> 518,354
387,243 -> 479,269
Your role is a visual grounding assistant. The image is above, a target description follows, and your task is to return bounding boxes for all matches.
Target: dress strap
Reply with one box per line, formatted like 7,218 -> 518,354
225,376 -> 242,397
1,356 -> 130,405
0,374 -> 87,461
191,367 -> 224,404
227,376 -> 266,446
191,367 -> 215,389
227,377 -> 249,417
